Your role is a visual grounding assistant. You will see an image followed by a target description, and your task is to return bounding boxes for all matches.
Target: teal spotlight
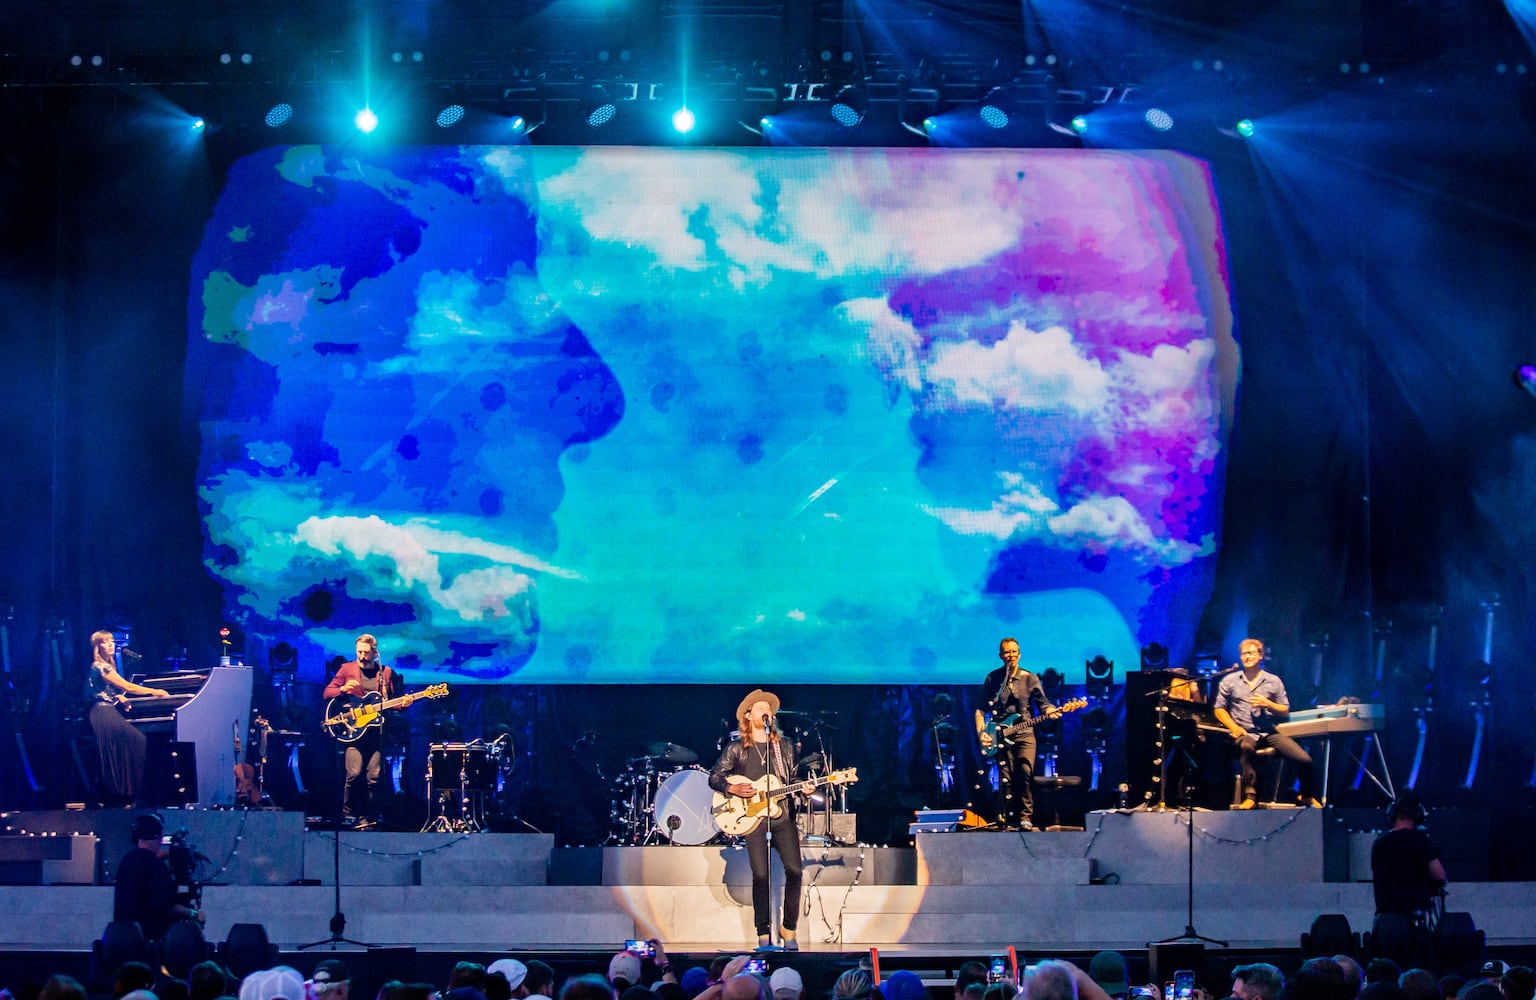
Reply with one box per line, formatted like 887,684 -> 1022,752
922,116 -> 937,132
671,106 -> 696,134
355,107 -> 379,133
509,115 -> 526,134
1235,118 -> 1255,138
759,115 -> 774,131
1070,115 -> 1089,134
190,117 -> 206,132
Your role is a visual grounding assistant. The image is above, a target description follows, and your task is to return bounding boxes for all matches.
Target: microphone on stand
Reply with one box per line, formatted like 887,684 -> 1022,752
121,648 -> 143,660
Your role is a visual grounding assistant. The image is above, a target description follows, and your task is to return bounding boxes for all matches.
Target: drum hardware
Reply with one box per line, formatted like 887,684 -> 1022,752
422,739 -> 498,833
606,743 -> 722,845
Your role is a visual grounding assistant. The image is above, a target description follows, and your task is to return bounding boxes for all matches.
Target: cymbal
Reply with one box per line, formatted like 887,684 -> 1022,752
644,741 -> 698,765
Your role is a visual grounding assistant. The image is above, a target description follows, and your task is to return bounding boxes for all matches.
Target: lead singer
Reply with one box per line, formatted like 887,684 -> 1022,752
709,688 -> 803,951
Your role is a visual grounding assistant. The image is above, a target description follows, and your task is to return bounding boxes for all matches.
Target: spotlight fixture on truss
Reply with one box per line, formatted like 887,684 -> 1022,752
829,84 -> 867,127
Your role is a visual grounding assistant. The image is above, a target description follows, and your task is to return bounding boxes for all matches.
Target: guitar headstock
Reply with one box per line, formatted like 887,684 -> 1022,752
1063,697 -> 1088,712
830,767 -> 858,784
422,683 -> 450,699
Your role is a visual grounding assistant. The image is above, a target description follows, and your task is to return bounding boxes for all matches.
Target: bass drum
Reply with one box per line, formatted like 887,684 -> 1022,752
652,767 -> 720,845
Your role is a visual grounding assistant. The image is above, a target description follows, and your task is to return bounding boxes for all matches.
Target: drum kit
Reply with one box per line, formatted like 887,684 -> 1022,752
422,733 -> 514,833
609,741 -> 720,845
608,712 -> 851,846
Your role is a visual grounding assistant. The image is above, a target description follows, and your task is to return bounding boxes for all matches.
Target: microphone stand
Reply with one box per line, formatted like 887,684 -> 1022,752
1155,771 -> 1227,947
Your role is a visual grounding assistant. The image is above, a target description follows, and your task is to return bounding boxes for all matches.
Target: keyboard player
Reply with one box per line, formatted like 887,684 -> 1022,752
1213,638 -> 1320,810
87,630 -> 171,805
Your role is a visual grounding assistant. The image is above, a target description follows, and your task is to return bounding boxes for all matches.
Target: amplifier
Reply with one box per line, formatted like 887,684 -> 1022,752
801,811 -> 857,843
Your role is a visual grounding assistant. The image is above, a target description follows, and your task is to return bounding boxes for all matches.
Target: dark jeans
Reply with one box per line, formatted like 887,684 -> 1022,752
342,730 -> 383,818
744,808 -> 803,937
996,738 -> 1037,826
1239,731 -> 1314,801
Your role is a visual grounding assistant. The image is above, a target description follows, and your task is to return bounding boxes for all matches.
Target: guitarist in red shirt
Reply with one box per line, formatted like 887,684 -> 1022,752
323,633 -> 399,826
708,688 -> 803,952
976,637 -> 1057,831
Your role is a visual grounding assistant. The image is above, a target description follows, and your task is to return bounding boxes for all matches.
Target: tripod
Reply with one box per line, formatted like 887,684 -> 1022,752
300,744 -> 376,950
1156,774 -> 1227,947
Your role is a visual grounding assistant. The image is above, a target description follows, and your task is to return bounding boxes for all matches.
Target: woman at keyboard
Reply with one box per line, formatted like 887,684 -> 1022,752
87,630 -> 170,805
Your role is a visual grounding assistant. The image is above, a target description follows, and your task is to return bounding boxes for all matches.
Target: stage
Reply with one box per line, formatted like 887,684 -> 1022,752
3,806 -> 1533,957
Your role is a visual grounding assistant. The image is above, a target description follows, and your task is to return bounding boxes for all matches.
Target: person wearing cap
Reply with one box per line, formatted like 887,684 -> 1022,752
769,969 -> 803,1000
1372,794 -> 1447,917
1088,951 -> 1130,1000
487,960 -> 529,1000
113,812 -> 204,941
709,688 -> 803,951
976,637 -> 1059,830
309,959 -> 352,1000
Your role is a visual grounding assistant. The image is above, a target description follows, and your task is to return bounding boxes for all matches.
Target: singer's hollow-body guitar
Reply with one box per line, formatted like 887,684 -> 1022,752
711,767 -> 858,836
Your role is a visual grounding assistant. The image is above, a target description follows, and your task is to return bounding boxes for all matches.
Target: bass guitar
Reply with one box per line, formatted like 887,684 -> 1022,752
975,697 -> 1087,759
711,767 -> 858,837
323,683 -> 449,743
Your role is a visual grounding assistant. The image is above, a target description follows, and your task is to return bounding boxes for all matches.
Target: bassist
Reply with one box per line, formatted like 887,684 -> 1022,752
322,633 -> 399,826
708,688 -> 803,951
977,637 -> 1056,831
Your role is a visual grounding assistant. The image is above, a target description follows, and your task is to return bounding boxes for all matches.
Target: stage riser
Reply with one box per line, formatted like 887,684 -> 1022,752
9,882 -> 1536,953
3,809 -> 1327,888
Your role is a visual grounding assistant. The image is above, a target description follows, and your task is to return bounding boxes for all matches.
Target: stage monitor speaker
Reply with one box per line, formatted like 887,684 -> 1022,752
803,811 -> 857,842
1148,942 -> 1204,988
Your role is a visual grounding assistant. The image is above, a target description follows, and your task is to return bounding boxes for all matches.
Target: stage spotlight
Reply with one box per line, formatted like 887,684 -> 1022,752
1514,364 -> 1536,398
979,86 -> 1013,129
263,103 -> 294,128
829,84 -> 867,127
1086,655 -> 1114,698
1140,643 -> 1169,671
671,106 -> 696,134
354,107 -> 379,134
435,103 -> 466,128
1071,115 -> 1088,134
1235,118 -> 1255,138
509,115 -> 527,134
190,118 -> 206,132
1144,108 -> 1174,131
580,85 -> 619,128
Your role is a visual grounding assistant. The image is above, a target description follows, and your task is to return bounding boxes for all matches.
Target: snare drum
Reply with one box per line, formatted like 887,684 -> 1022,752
652,766 -> 719,845
429,742 -> 497,794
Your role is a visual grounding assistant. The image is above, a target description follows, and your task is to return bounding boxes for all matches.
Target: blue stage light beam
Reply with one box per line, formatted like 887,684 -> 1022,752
671,106 -> 696,134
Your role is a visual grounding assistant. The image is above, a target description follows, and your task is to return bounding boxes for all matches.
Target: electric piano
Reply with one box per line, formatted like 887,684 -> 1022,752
1276,702 -> 1385,738
1276,702 -> 1392,804
124,665 -> 253,806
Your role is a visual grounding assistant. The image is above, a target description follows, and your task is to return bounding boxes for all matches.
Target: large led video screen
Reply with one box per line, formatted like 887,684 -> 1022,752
188,146 -> 1237,684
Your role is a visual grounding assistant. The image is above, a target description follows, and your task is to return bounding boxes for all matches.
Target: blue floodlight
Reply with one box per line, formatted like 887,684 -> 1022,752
436,104 -> 466,128
671,106 -> 696,134
264,103 -> 294,128
355,107 -> 379,133
1144,108 -> 1174,132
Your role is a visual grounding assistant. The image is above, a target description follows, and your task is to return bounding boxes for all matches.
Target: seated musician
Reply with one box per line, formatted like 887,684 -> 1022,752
1213,637 -> 1319,809
86,630 -> 170,806
322,633 -> 399,825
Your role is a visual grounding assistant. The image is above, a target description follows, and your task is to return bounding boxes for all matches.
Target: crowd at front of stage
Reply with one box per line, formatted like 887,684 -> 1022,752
3,940 -> 1533,1000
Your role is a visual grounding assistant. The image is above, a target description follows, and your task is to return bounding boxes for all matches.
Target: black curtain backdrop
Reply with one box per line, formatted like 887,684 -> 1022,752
1,81 -> 1534,839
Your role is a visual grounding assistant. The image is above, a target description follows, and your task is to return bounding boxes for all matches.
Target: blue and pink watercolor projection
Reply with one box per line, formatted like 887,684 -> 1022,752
188,146 -> 1238,684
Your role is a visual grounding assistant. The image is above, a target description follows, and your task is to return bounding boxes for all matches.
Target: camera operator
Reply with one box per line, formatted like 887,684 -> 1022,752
114,813 -> 204,940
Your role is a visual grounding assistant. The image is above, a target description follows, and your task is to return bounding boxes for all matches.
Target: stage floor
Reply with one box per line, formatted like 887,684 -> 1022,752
2,806 -> 1533,956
